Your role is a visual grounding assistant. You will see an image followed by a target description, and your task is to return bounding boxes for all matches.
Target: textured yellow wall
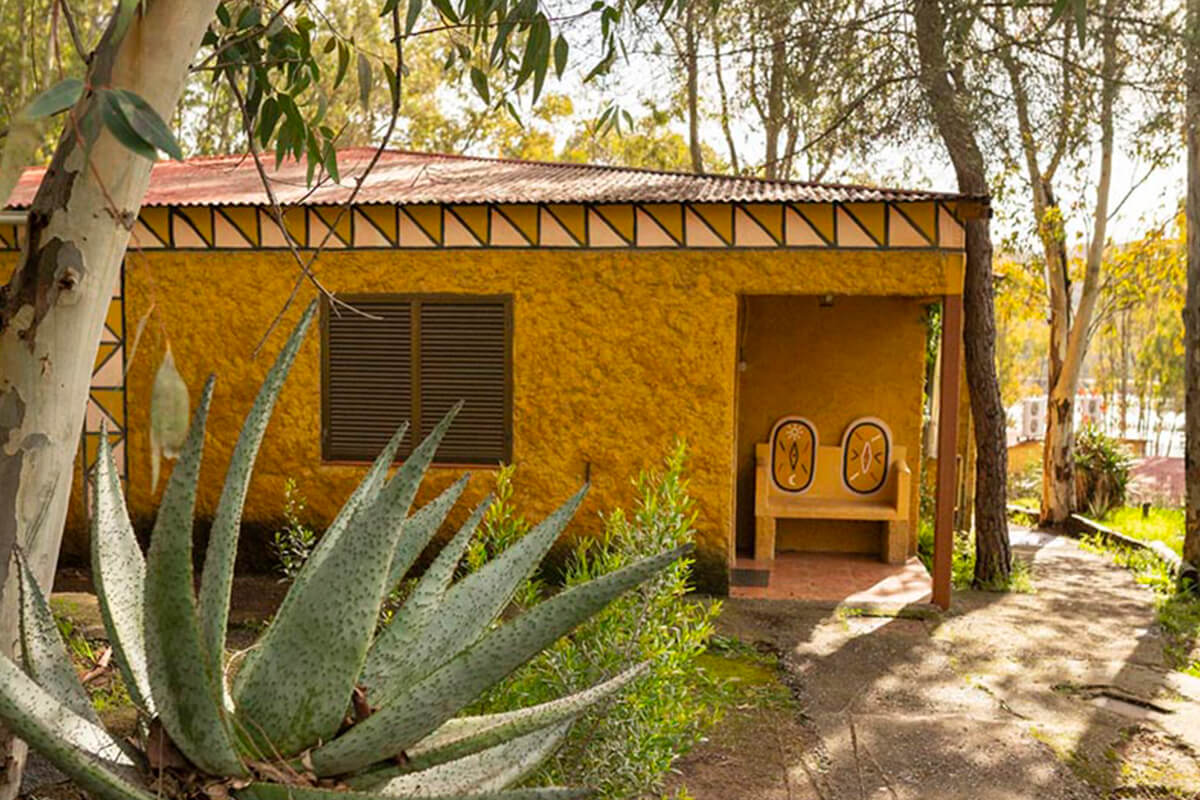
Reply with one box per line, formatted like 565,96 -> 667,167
735,295 -> 928,555
43,245 -> 960,589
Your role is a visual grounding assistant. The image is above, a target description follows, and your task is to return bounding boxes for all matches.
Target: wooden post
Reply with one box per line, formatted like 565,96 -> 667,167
933,294 -> 963,609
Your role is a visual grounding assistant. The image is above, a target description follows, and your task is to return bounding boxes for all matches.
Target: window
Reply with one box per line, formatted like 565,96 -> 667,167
322,295 -> 511,465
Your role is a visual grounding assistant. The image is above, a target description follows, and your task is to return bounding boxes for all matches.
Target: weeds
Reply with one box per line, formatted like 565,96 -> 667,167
270,477 -> 316,580
917,519 -> 1033,592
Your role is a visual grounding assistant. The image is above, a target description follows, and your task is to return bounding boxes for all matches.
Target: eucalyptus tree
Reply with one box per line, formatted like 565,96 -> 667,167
0,1 -> 673,797
983,0 -> 1180,525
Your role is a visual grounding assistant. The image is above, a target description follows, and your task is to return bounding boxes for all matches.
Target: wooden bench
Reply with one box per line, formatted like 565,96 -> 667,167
754,424 -> 911,564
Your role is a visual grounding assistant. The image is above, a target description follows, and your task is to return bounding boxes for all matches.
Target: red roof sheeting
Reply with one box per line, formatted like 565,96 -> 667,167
7,148 -> 974,208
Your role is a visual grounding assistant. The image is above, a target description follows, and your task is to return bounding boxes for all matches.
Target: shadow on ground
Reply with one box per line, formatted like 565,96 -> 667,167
670,529 -> 1200,800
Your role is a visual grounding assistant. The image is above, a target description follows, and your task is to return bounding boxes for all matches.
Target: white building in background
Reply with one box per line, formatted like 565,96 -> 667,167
1007,391 -> 1182,456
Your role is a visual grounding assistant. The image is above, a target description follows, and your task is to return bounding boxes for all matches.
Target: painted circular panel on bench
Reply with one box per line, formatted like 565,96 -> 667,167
770,417 -> 817,493
841,417 -> 891,495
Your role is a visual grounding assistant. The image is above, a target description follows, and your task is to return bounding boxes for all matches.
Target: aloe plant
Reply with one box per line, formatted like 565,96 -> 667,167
0,298 -> 686,800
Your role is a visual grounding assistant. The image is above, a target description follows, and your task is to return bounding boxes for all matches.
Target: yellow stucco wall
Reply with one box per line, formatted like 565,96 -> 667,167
735,295 -> 927,555
27,243 -> 962,590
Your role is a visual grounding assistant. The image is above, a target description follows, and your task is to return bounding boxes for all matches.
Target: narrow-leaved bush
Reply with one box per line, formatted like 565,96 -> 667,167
470,442 -> 722,799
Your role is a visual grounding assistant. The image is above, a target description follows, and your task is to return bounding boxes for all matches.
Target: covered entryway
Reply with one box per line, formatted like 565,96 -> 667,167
731,293 -> 963,607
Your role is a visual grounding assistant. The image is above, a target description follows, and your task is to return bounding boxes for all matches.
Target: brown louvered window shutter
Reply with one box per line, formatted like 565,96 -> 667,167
323,296 -> 511,465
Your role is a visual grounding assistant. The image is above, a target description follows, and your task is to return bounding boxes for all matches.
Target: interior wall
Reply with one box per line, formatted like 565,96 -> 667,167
735,294 -> 928,556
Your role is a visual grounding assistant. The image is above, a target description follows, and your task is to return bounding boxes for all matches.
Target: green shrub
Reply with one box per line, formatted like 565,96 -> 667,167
269,477 -> 316,580
1074,425 -> 1132,517
470,441 -> 722,799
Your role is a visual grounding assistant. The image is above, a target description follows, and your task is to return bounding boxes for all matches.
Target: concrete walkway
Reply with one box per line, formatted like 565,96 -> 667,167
674,528 -> 1200,799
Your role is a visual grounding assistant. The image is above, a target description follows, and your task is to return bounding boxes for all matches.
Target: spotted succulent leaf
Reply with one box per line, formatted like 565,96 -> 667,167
365,722 -> 570,797
143,377 -> 246,776
16,548 -> 100,725
199,299 -> 317,682
237,785 -> 588,800
234,421 -> 408,692
91,427 -> 155,716
0,655 -> 152,800
385,474 -> 471,592
363,663 -> 647,778
309,545 -> 687,775
361,487 -> 585,707
232,406 -> 459,756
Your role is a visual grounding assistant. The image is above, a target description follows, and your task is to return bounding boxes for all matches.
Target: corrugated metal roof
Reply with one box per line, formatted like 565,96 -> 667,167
7,148 -> 977,208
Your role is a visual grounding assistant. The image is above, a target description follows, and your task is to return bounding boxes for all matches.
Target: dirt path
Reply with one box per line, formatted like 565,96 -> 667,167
671,528 -> 1200,800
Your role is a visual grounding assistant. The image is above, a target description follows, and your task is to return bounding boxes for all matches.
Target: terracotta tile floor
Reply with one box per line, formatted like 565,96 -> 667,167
729,552 -> 933,604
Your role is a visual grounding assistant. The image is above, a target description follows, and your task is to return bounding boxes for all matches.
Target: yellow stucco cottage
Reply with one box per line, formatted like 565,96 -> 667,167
3,149 -> 975,605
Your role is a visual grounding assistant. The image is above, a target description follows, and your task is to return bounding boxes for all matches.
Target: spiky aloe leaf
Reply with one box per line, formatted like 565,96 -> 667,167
143,378 -> 246,776
385,475 -> 471,592
15,548 -> 100,725
359,663 -> 647,781
237,785 -> 587,800
199,299 -> 316,682
310,545 -> 687,776
362,722 -> 570,797
361,488 -> 585,707
233,422 -> 408,693
91,427 -> 155,716
0,655 -> 153,800
233,406 -> 459,756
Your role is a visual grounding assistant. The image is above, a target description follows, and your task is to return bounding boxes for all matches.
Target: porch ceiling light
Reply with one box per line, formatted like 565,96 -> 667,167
819,294 -> 835,307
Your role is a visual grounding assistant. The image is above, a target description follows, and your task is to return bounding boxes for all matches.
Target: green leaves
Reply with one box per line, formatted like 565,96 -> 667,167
97,88 -> 184,161
143,378 -> 246,776
361,487 -> 587,708
23,78 -> 84,119
198,300 -> 317,693
309,545 -> 686,775
0,657 -> 154,800
16,550 -> 100,725
233,407 -> 459,756
91,428 -> 155,717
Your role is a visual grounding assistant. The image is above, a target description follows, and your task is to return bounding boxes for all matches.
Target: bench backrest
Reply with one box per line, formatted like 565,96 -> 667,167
756,442 -> 909,505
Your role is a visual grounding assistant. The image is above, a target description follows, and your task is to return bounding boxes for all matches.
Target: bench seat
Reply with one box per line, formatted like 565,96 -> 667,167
755,443 -> 911,564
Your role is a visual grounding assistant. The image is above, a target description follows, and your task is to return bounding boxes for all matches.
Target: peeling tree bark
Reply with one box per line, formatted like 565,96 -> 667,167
914,0 -> 1010,585
0,3 -> 222,798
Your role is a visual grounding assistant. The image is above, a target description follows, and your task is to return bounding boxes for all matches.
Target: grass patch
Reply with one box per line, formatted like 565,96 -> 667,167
698,634 -> 795,710
1098,506 -> 1184,556
1079,534 -> 1200,677
917,519 -> 1033,592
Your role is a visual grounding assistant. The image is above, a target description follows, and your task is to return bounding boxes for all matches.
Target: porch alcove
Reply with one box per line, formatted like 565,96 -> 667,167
732,294 -> 938,604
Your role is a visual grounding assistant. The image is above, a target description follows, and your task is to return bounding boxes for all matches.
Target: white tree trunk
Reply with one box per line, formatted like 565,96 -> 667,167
0,2 -> 221,797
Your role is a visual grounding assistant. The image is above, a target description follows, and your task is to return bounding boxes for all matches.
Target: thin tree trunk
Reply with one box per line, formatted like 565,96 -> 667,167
0,4 -> 222,797
1184,0 -> 1200,572
710,13 -> 739,173
684,0 -> 702,173
913,0 -> 1010,585
762,33 -> 785,180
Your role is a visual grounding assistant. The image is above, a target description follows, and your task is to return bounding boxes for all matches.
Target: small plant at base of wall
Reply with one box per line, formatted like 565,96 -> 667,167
269,477 -> 317,580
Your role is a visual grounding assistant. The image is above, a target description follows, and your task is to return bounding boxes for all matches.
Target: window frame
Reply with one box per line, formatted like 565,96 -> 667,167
320,292 -> 513,467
